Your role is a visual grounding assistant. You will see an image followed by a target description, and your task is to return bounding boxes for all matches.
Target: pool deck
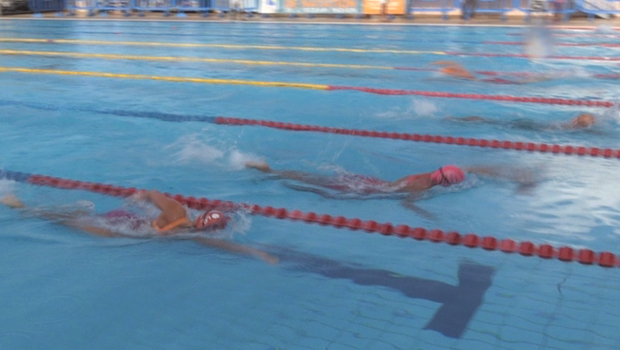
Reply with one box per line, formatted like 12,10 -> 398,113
2,11 -> 620,28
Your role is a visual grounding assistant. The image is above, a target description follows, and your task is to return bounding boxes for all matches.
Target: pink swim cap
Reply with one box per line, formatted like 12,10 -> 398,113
430,165 -> 465,187
196,210 -> 229,230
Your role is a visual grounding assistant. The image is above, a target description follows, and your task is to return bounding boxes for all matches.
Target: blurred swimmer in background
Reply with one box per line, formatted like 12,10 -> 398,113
431,60 -> 556,84
447,113 -> 597,131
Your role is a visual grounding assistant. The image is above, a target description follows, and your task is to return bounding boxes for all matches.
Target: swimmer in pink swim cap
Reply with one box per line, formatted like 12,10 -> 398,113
429,165 -> 467,187
246,162 -> 465,194
0,191 -> 278,265
246,161 -> 537,218
245,161 -> 469,218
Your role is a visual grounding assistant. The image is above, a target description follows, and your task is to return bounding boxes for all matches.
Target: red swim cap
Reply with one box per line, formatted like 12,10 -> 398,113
430,165 -> 465,187
196,210 -> 229,230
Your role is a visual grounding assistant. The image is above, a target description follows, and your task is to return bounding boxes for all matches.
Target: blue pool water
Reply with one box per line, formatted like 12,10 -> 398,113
1,19 -> 620,349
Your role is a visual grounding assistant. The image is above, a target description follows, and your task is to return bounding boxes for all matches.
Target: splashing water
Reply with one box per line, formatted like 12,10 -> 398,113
599,102 -> 620,125
168,134 -> 225,165
410,98 -> 439,117
0,179 -> 16,197
524,22 -> 554,60
595,24 -> 615,33
228,149 -> 263,171
166,134 -> 261,170
375,98 -> 439,120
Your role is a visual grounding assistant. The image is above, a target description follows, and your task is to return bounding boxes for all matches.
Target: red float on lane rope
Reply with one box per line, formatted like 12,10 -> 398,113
20,172 -> 620,269
215,117 -> 620,160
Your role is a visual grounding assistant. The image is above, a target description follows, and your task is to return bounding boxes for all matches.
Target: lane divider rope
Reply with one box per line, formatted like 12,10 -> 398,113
0,38 -> 619,61
0,38 -> 447,55
1,168 -> 618,269
1,100 -> 615,159
214,116 -> 620,159
3,49 -> 619,80
0,49 -> 397,71
0,67 -> 614,107
484,40 -> 620,48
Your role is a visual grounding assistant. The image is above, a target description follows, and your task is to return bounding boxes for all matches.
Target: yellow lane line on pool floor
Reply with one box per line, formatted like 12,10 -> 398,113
0,49 -> 395,70
0,66 -> 330,90
0,38 -> 447,55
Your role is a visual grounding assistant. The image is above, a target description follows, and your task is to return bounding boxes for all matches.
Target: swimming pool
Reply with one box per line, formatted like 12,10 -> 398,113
0,18 -> 620,349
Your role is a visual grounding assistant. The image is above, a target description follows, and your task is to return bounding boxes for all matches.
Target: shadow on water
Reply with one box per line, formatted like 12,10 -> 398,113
267,245 -> 496,339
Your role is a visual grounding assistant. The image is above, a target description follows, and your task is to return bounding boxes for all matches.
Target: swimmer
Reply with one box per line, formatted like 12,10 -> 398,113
448,113 -> 597,130
432,60 -> 476,80
566,113 -> 596,129
245,161 -> 536,217
245,161 -> 465,218
431,60 -> 554,84
246,162 -> 465,194
0,191 -> 278,265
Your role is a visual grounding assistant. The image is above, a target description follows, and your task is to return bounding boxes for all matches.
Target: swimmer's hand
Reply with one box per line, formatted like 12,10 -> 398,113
192,236 -> 279,265
245,161 -> 271,173
257,251 -> 279,265
401,196 -> 437,221
511,169 -> 539,195
1,195 -> 24,209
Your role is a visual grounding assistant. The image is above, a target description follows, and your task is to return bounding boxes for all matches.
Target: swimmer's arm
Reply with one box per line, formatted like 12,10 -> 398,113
62,221 -> 121,238
464,166 -> 504,178
446,116 -> 494,123
1,196 -> 121,238
466,166 -> 538,194
401,196 -> 437,221
520,74 -> 556,84
135,190 -> 183,212
134,190 -> 187,224
192,236 -> 279,265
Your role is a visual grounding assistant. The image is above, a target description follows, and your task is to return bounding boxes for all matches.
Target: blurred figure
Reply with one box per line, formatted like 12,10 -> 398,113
433,61 -> 476,80
567,113 -> 596,128
380,0 -> 389,21
230,0 -> 242,20
552,0 -> 565,21
524,19 -> 555,59
431,60 -> 554,84
448,113 -> 597,131
461,0 -> 476,20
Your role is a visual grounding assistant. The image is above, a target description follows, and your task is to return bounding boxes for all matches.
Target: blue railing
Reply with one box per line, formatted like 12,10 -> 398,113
97,0 -> 132,15
43,0 -> 620,19
513,0 -> 578,21
407,0 -> 513,20
64,0 -> 97,15
61,0 -> 257,15
466,0 -> 513,20
576,0 -> 620,19
28,0 -> 64,14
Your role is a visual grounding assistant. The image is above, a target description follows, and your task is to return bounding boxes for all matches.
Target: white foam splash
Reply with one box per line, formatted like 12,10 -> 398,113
375,98 -> 439,120
168,134 -> 225,165
228,149 -> 263,171
595,24 -> 614,33
167,134 -> 261,171
410,98 -> 439,117
599,102 -> 620,125
524,23 -> 554,60
0,179 -> 16,197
